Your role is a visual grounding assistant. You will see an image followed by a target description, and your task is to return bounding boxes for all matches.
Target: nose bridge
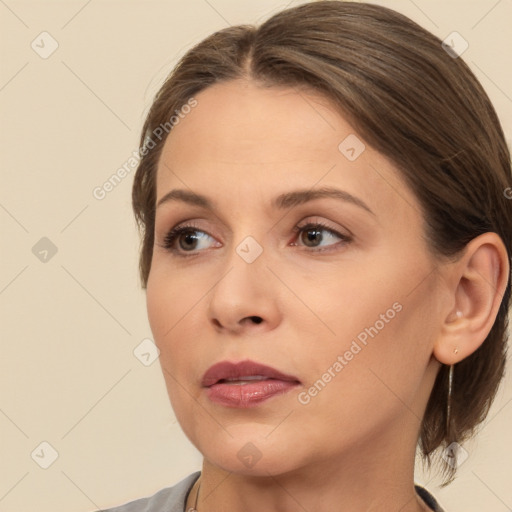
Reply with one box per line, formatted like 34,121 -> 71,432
213,230 -> 267,300
221,205 -> 269,267
206,225 -> 278,331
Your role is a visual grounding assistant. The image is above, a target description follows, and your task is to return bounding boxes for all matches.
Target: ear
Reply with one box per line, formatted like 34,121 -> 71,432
433,232 -> 510,365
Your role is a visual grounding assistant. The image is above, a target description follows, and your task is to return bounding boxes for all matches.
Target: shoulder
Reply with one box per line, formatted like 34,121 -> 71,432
415,484 -> 446,512
97,471 -> 201,512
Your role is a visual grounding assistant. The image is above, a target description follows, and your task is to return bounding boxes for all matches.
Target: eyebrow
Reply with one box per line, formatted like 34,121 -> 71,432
156,186 -> 375,216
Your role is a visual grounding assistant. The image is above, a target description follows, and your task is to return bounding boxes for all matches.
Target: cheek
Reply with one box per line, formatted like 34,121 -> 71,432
324,282 -> 438,422
292,254 -> 437,408
281,259 -> 399,353
146,261 -> 201,341
146,267 -> 190,391
146,271 -> 201,424
146,263 -> 209,386
293,303 -> 432,449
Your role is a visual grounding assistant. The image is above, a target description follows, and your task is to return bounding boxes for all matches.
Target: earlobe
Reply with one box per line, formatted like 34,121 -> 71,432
433,232 -> 510,365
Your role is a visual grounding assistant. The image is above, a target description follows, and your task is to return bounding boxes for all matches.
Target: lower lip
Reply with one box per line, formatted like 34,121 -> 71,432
205,379 -> 300,408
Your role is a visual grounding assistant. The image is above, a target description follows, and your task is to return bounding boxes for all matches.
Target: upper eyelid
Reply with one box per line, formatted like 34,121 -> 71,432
165,217 -> 346,238
155,196 -> 370,232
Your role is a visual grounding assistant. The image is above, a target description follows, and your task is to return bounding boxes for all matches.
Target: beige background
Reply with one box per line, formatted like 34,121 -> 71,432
1,1 -> 511,511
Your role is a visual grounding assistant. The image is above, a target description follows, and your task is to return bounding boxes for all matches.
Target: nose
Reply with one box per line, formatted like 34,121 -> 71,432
211,314 -> 264,331
207,247 -> 281,335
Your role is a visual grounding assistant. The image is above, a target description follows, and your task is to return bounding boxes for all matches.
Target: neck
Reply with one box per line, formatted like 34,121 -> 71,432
190,416 -> 432,512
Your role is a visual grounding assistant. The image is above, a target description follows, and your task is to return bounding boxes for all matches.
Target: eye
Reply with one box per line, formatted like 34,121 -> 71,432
158,219 -> 352,257
160,222 -> 219,256
291,221 -> 352,251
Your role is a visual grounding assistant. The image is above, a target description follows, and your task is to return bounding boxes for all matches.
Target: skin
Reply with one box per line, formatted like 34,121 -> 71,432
146,79 -> 508,512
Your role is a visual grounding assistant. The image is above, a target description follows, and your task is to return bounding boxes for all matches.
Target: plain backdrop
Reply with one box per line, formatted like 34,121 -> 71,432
1,1 -> 511,511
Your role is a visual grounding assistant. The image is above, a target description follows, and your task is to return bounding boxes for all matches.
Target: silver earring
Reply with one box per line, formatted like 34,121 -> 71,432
446,364 -> 454,434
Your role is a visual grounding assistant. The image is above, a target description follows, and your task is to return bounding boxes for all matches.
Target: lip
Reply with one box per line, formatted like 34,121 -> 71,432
201,359 -> 301,408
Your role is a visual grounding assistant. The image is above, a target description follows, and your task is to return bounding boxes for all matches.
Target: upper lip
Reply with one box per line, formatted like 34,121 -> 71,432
201,359 -> 301,387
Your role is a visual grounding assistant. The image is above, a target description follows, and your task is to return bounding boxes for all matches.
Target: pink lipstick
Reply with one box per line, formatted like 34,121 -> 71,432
201,359 -> 301,408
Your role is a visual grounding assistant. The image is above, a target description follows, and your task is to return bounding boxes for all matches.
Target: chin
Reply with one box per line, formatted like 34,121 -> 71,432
193,426 -> 303,476
204,447 -> 299,478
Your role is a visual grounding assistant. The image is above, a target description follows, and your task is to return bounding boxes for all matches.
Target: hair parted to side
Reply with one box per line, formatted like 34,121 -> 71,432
132,0 -> 512,484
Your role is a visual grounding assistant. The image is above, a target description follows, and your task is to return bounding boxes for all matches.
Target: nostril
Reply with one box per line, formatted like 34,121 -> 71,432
249,316 -> 263,324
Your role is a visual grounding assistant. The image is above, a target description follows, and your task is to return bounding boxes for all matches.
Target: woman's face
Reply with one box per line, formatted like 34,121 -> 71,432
146,79 -> 445,476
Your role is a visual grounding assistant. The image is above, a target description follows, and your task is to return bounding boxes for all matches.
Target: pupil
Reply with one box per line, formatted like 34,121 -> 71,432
180,232 -> 198,250
303,228 -> 322,247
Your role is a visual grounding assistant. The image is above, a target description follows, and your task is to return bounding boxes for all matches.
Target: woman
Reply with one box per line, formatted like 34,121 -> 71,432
99,1 -> 511,510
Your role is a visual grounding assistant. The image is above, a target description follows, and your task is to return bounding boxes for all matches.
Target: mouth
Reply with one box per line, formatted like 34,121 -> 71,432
201,359 -> 302,408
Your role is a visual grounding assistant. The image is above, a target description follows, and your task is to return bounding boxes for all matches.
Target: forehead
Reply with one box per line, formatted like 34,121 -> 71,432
155,79 -> 419,223
162,80 -> 340,162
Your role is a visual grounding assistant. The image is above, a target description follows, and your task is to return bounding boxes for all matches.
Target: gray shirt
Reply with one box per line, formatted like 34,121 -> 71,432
98,471 -> 445,511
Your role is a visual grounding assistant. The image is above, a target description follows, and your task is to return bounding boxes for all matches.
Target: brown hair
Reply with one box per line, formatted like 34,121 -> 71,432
132,0 -> 512,484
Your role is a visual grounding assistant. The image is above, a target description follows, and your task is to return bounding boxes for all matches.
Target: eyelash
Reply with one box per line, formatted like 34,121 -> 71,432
159,221 -> 352,257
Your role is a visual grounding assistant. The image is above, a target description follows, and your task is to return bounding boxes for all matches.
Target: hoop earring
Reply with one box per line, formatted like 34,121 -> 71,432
446,364 -> 454,435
